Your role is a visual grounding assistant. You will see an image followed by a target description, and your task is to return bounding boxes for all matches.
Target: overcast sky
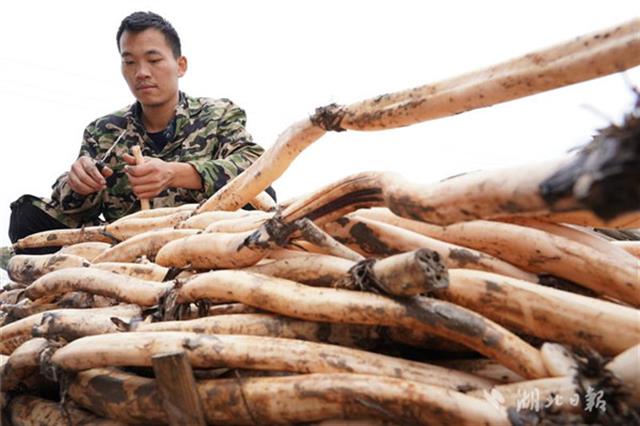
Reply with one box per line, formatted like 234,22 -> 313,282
1,1 -> 639,246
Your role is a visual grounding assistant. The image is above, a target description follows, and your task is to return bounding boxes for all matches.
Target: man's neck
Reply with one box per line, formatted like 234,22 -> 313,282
140,93 -> 179,133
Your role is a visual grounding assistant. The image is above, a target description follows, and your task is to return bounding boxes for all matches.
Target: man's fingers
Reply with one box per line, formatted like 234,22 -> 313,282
131,183 -> 161,199
68,174 -> 90,194
101,166 -> 114,178
126,172 -> 158,186
122,153 -> 137,166
69,172 -> 98,195
124,163 -> 153,177
85,162 -> 106,186
122,153 -> 149,167
71,163 -> 103,192
74,157 -> 104,189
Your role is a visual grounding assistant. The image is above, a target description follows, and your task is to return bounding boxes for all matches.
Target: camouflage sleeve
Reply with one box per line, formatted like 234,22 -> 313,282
50,124 -> 104,220
182,103 -> 265,201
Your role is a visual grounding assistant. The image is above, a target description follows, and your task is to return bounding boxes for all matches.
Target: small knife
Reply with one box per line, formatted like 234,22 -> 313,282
95,129 -> 127,172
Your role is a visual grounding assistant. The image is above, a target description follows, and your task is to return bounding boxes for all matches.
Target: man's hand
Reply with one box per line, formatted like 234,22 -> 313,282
123,154 -> 174,199
68,156 -> 113,195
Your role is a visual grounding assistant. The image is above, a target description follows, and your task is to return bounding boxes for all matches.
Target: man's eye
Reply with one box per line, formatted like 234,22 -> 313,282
123,61 -> 135,65
149,59 -> 161,64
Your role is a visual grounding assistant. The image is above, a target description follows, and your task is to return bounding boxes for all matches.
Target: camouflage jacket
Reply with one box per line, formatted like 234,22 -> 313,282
39,92 -> 265,227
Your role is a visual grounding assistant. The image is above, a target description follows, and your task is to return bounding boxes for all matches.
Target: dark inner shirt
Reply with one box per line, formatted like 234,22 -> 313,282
134,102 -> 177,154
147,129 -> 171,153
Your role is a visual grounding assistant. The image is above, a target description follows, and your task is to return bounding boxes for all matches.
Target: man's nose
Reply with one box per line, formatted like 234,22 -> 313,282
135,64 -> 151,80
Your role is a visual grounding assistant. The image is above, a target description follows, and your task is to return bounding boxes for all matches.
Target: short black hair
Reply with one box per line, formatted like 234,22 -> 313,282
116,11 -> 182,58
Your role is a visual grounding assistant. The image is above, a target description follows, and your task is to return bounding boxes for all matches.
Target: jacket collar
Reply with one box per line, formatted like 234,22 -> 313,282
125,91 -> 191,130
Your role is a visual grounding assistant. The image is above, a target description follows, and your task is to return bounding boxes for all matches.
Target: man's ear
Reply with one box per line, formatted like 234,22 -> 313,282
177,56 -> 188,78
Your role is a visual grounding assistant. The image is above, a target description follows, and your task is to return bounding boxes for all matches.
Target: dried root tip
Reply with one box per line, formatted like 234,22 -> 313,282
505,346 -> 640,425
295,218 -> 364,261
571,347 -> 639,425
311,103 -> 347,132
157,285 -> 179,321
162,266 -> 185,282
195,300 -> 214,318
99,229 -> 121,244
38,343 -> 62,382
597,228 -> 640,241
243,212 -> 297,249
540,111 -> 640,220
157,282 -> 196,321
334,258 -> 378,293
110,316 -> 132,332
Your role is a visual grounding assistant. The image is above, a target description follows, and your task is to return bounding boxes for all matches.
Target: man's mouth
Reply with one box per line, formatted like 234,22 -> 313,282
137,85 -> 157,91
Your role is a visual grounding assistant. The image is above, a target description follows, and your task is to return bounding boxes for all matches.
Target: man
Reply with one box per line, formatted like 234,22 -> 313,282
7,11 -> 274,254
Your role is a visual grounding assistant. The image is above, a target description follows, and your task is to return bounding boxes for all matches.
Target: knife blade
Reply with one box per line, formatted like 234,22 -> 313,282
95,128 -> 127,172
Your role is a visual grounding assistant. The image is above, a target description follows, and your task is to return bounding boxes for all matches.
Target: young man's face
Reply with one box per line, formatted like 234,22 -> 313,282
119,28 -> 187,108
